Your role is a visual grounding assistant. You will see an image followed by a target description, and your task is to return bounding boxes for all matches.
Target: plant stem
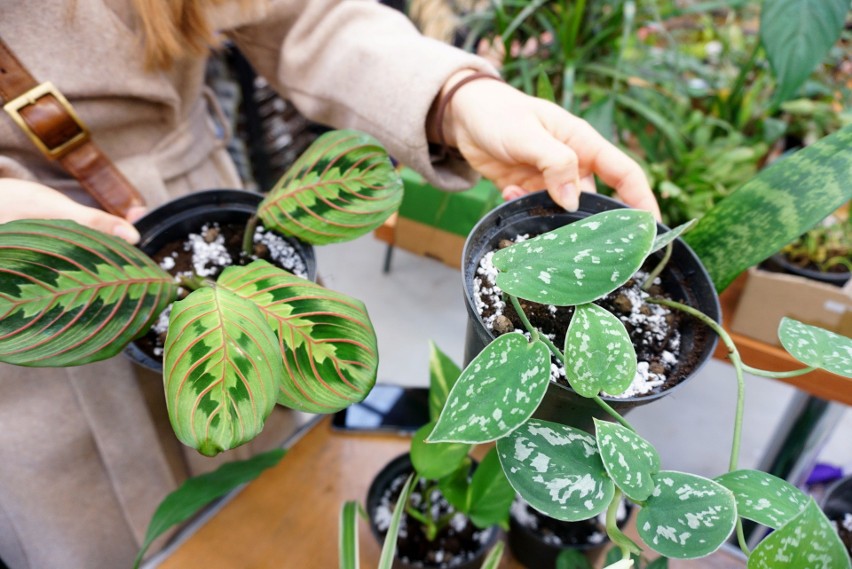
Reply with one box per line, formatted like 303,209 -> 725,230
606,488 -> 642,558
592,396 -> 635,432
648,298 -> 745,472
741,364 -> 816,379
735,518 -> 751,557
642,242 -> 673,291
509,295 -> 540,343
178,274 -> 209,291
241,214 -> 260,257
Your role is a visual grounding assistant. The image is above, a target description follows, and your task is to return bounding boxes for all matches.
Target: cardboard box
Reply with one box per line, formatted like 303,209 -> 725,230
731,267 -> 852,346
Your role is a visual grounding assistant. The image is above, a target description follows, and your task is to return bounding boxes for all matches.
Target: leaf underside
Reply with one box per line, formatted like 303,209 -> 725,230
0,219 -> 176,366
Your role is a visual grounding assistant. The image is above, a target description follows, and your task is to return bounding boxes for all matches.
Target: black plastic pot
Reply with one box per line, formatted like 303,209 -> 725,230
462,191 -> 721,432
508,497 -> 633,569
125,189 -> 317,371
822,475 -> 852,555
366,453 -> 499,569
765,253 -> 850,287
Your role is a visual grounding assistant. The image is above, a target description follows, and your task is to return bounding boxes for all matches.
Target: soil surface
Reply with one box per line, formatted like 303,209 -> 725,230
373,470 -> 495,568
510,496 -> 629,548
135,221 -> 308,361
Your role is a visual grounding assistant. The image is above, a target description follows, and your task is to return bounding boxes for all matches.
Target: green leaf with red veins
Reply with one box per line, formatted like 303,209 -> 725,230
564,304 -> 637,398
492,209 -> 656,306
0,219 -> 176,366
594,419 -> 659,502
164,287 -> 281,457
778,317 -> 852,377
427,333 -> 550,444
217,260 -> 378,413
496,419 -> 614,522
258,129 -> 403,245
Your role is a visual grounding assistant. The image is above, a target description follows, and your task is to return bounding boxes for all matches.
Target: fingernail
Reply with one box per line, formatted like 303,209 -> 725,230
561,183 -> 579,211
113,224 -> 140,244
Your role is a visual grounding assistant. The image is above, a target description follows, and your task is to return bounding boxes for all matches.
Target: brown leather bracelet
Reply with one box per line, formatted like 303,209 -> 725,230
433,71 -> 503,162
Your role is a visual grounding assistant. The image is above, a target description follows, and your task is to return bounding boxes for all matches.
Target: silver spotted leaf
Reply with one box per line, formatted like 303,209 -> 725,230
564,304 -> 637,398
257,129 -> 403,245
497,419 -> 614,522
0,219 -> 176,366
428,333 -> 550,444
217,260 -> 378,413
778,317 -> 852,378
748,499 -> 850,569
594,419 -> 660,502
492,209 -> 656,305
650,219 -> 697,254
637,471 -> 737,559
164,287 -> 281,456
715,469 -> 809,530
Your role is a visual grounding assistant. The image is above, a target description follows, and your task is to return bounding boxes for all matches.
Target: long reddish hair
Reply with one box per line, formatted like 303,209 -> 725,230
132,0 -> 226,70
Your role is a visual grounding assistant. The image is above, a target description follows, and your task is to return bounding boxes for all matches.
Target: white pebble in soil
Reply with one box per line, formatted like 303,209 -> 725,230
253,226 -> 308,279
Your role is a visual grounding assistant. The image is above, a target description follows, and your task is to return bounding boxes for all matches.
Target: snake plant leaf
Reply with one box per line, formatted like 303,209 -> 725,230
685,125 -> 852,292
0,219 -> 176,366
257,129 -> 403,245
715,469 -> 809,529
778,317 -> 852,378
164,287 -> 282,456
594,419 -> 660,502
747,499 -> 850,569
564,304 -> 637,398
217,260 -> 377,413
497,419 -> 614,522
468,447 -> 516,529
493,209 -> 656,305
636,471 -> 737,559
410,422 -> 471,481
650,219 -> 697,254
428,341 -> 462,422
427,333 -> 550,444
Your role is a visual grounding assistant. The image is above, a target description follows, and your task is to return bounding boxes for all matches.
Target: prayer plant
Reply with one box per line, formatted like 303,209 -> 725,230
0,129 -> 403,457
427,127 -> 852,567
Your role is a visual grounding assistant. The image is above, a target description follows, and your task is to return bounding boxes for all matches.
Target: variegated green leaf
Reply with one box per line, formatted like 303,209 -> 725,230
497,419 -> 614,522
428,341 -> 462,422
564,304 -> 637,398
410,422 -> 471,480
480,541 -> 505,569
164,287 -> 281,456
217,260 -> 378,413
637,471 -> 737,559
428,333 -> 550,444
715,469 -> 809,529
493,210 -> 657,305
378,474 -> 415,569
594,419 -> 660,502
651,219 -> 697,254
339,501 -> 361,569
258,129 -> 403,245
0,219 -> 176,366
778,318 -> 852,378
748,499 -> 850,569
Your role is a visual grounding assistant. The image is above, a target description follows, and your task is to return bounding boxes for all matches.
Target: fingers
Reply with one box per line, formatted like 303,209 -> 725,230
76,206 -> 141,244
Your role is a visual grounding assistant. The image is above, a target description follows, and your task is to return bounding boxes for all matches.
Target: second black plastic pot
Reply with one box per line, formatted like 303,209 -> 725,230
462,191 -> 721,432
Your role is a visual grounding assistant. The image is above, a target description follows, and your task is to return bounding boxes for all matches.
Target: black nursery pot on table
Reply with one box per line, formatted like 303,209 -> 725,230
765,253 -> 850,287
462,191 -> 720,432
822,475 -> 852,556
124,189 -> 317,371
366,453 -> 499,569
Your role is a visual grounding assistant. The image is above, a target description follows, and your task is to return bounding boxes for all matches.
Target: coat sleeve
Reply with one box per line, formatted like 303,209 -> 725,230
226,0 -> 499,191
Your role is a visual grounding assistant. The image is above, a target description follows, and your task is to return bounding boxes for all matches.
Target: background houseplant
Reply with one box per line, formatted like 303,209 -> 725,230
0,129 -> 403,457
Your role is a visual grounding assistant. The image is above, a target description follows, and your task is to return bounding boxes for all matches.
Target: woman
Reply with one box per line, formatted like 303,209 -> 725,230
0,1 -> 659,568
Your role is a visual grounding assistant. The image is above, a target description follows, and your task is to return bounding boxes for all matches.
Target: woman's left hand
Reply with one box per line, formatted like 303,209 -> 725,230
433,70 -> 661,220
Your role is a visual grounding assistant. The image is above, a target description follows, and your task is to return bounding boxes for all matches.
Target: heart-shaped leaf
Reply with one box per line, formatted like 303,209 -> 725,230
428,333 -> 550,444
218,260 -> 378,413
594,419 -> 660,502
650,219 -> 697,254
747,499 -> 850,569
564,304 -> 637,398
410,422 -> 471,481
428,341 -> 462,422
637,471 -> 737,559
715,469 -> 809,529
0,219 -> 176,366
257,129 -> 403,245
492,209 -> 656,305
164,287 -> 282,456
778,317 -> 852,378
468,447 -> 515,529
497,419 -> 614,522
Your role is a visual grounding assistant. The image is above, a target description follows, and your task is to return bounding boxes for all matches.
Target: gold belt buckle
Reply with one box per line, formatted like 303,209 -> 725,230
3,81 -> 90,159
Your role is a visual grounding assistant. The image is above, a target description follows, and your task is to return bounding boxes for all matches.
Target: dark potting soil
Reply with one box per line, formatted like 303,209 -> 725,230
510,496 -> 628,548
373,471 -> 495,568
474,236 -> 707,398
830,513 -> 852,556
135,221 -> 308,361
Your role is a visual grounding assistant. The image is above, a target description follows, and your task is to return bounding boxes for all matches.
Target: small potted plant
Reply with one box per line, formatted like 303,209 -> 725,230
770,214 -> 851,286
0,129 -> 403,457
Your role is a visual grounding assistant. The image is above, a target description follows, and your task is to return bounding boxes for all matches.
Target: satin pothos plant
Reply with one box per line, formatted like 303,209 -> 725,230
0,129 -> 403,457
427,127 -> 852,567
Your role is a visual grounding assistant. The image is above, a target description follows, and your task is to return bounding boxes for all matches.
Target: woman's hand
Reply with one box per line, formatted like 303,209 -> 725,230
0,178 -> 142,243
433,70 -> 661,220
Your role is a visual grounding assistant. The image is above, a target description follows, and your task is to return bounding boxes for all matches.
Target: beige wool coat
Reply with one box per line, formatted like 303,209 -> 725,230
0,1 -> 495,568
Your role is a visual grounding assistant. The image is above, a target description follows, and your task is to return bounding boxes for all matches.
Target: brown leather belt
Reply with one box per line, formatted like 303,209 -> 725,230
0,37 -> 145,217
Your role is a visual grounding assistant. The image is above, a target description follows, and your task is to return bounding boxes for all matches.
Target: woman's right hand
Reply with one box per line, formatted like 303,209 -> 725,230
0,178 -> 141,243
